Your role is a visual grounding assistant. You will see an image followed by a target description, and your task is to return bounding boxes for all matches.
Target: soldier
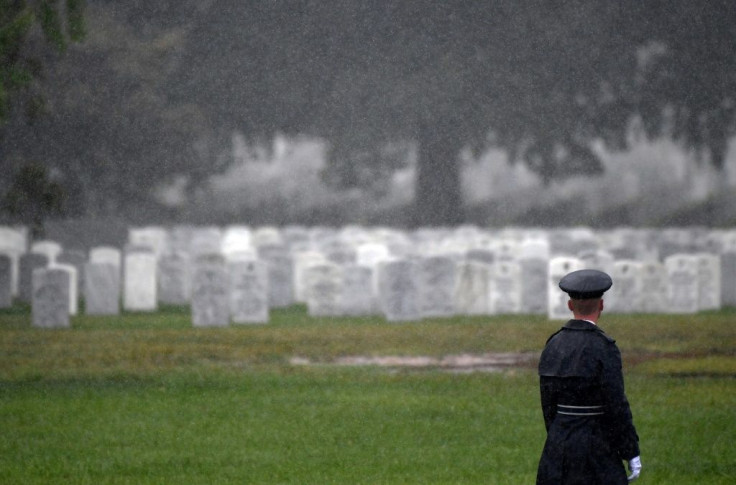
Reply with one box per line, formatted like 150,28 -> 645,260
537,269 -> 641,484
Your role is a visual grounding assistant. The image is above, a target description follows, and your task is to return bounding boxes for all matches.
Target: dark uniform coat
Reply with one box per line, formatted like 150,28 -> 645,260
537,320 -> 639,485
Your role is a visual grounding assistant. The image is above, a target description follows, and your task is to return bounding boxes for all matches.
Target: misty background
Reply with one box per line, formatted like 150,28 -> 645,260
2,1 -> 736,242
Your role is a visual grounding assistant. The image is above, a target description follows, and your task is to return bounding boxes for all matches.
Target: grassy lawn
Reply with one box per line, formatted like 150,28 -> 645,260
1,305 -> 735,484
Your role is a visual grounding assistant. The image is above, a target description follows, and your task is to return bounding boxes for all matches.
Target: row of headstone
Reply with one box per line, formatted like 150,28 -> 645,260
23,253 -> 271,328
3,224 -> 736,326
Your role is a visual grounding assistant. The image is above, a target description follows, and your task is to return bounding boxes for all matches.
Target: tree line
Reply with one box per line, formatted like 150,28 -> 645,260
2,0 -> 735,232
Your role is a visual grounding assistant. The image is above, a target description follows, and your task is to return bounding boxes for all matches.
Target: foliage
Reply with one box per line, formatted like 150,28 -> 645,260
0,162 -> 65,237
0,0 -> 85,123
171,0 -> 736,225
3,2 -> 736,225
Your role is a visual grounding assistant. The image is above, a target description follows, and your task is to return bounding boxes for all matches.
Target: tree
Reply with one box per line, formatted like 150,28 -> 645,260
173,1 -> 736,226
1,1 -> 232,219
0,0 -> 85,124
1,162 -> 65,237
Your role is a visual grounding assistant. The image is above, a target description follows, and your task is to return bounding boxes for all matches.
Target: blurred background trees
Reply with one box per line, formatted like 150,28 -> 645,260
2,1 -> 736,227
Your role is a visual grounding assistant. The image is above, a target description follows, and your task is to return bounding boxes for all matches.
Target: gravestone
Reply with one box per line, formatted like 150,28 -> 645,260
128,226 -> 169,257
519,256 -> 548,315
664,254 -> 699,314
465,248 -> 495,265
157,252 -> 191,305
57,249 -> 87,295
123,249 -> 157,311
282,225 -> 311,249
84,262 -> 120,315
190,227 -> 223,257
356,243 -> 390,268
51,263 -> 78,315
696,253 -> 721,311
221,226 -> 256,261
18,253 -> 49,303
578,249 -> 615,274
721,239 -> 736,307
304,262 -> 343,317
418,256 -> 457,318
191,254 -> 229,327
229,259 -> 269,324
607,260 -> 643,314
90,246 -> 121,268
455,261 -> 491,315
324,244 -> 357,266
0,254 -> 11,308
339,264 -> 376,316
638,261 -> 667,313
492,240 -> 519,263
519,237 -> 550,261
257,244 -> 295,308
377,259 -> 420,322
253,226 -> 283,248
31,240 -> 62,263
490,261 -> 522,314
32,268 -> 70,328
0,226 -> 27,297
548,257 -> 583,320
293,251 -> 326,303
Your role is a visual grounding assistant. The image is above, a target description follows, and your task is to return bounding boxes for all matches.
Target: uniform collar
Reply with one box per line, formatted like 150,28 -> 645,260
564,319 -> 600,330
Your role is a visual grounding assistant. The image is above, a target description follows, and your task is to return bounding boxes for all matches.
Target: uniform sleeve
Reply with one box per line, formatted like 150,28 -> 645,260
539,376 -> 557,432
600,343 -> 640,460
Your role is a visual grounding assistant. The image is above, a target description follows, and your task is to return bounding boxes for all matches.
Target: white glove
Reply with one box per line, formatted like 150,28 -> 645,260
627,456 -> 642,482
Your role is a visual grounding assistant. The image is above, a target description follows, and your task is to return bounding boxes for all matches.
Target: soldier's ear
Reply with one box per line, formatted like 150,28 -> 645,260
599,299 -> 604,312
567,300 -> 574,311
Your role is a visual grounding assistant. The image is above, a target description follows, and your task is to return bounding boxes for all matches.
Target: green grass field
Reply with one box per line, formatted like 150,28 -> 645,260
1,305 -> 735,484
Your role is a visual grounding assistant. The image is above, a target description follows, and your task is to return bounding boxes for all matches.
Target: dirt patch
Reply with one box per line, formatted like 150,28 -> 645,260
290,352 -> 538,373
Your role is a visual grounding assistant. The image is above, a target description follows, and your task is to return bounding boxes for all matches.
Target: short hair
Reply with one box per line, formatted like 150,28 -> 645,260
570,298 -> 601,316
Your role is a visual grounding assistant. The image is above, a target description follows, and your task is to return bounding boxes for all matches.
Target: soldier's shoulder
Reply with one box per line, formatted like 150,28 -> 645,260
594,327 -> 617,344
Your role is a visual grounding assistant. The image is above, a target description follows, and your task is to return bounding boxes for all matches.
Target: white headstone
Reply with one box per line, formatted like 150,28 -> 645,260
339,264 -> 376,316
721,250 -> 736,307
50,262 -> 78,315
229,259 -> 269,324
304,262 -> 343,317
157,253 -> 191,305
19,253 -> 49,303
191,254 -> 229,327
519,256 -> 548,315
190,227 -> 223,257
454,261 -> 491,315
293,251 -> 326,303
548,257 -> 584,320
30,240 -> 62,264
356,243 -> 390,268
0,226 -> 27,297
696,253 -> 721,311
32,268 -> 70,328
578,249 -> 615,274
418,256 -> 457,318
257,244 -> 295,308
221,226 -> 253,258
128,226 -> 169,257
377,259 -> 420,322
607,260 -> 643,314
57,249 -> 86,295
84,262 -> 120,315
123,249 -> 157,311
638,261 -> 667,314
90,246 -> 122,270
490,261 -> 522,314
664,254 -> 699,314
0,254 -> 12,308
